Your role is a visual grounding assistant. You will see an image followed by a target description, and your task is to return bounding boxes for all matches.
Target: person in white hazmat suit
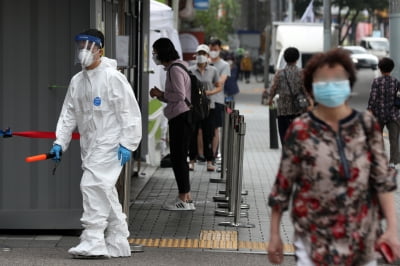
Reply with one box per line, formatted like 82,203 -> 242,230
49,29 -> 142,258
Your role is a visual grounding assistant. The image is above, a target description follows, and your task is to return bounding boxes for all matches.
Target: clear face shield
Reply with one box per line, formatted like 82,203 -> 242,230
74,34 -> 103,68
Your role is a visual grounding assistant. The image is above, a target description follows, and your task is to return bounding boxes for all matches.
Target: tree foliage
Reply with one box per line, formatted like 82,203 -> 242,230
294,0 -> 389,44
190,0 -> 240,42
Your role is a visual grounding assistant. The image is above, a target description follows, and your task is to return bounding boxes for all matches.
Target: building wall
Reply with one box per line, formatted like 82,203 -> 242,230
237,0 -> 271,32
0,0 -> 90,229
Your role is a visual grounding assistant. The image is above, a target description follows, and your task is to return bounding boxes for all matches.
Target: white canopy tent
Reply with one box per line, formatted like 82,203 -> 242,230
149,0 -> 182,91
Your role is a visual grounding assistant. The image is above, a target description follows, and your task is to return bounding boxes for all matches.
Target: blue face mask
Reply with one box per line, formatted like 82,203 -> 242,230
312,80 -> 351,107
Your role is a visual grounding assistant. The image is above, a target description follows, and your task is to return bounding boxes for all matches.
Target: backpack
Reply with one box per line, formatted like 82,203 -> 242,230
168,63 -> 210,123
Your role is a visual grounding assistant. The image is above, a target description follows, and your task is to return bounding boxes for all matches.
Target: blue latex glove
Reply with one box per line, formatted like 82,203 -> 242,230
118,145 -> 131,166
49,144 -> 62,162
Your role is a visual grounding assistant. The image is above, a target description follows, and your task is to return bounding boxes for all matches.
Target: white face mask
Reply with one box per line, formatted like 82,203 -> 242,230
196,55 -> 208,64
78,49 -> 96,68
152,54 -> 162,65
209,50 -> 220,59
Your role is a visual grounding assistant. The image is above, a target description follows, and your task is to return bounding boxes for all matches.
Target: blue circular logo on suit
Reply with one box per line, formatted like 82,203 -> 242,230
93,97 -> 101,106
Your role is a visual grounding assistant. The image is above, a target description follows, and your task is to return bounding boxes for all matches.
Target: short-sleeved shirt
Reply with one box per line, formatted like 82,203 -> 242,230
367,75 -> 400,124
210,59 -> 231,105
268,110 -> 397,265
189,64 -> 219,108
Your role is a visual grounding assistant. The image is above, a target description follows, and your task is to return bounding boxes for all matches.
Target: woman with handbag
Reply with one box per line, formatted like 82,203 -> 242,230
267,48 -> 400,265
367,57 -> 400,168
268,47 -> 311,144
150,38 -> 194,211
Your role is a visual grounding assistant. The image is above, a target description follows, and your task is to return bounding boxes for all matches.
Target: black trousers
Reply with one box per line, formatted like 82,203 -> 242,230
189,116 -> 214,161
277,114 -> 299,144
378,120 -> 400,164
169,111 -> 192,194
244,71 -> 251,80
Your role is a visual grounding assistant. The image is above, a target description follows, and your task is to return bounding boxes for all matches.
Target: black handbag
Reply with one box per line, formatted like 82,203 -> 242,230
394,95 -> 400,108
284,70 -> 308,110
394,81 -> 400,108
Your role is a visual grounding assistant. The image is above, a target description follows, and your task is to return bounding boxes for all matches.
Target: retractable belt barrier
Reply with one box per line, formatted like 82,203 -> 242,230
213,106 -> 255,228
122,159 -> 143,253
210,101 -> 234,183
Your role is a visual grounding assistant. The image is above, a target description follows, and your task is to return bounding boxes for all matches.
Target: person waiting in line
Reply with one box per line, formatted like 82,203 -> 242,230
240,51 -> 253,83
50,29 -> 142,258
235,48 -> 245,81
188,44 -> 221,172
223,52 -> 240,103
268,47 -> 310,144
367,57 -> 400,169
209,39 -> 231,161
267,48 -> 400,265
150,38 -> 195,211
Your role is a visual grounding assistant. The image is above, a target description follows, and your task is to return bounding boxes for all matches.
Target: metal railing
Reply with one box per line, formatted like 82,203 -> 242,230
213,105 -> 255,228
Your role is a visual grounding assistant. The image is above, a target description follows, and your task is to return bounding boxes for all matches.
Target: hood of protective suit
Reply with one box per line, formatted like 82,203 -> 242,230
99,56 -> 118,69
81,56 -> 118,72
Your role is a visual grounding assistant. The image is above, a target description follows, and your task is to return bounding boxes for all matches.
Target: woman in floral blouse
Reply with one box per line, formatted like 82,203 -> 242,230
267,48 -> 400,265
367,57 -> 400,168
268,47 -> 310,144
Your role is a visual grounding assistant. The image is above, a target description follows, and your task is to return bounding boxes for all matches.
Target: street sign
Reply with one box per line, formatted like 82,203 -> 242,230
194,0 -> 209,10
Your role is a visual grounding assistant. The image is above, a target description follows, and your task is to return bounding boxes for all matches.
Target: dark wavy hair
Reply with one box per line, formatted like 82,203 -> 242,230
283,47 -> 300,63
209,39 -> 222,47
152,38 -> 180,63
303,48 -> 357,96
378,57 -> 395,73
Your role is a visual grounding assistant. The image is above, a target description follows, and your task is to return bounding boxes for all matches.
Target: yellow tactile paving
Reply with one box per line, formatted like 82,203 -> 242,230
199,230 -> 237,241
129,230 -> 295,254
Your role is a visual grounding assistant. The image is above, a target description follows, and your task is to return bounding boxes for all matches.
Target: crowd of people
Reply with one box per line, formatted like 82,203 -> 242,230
49,28 -> 400,263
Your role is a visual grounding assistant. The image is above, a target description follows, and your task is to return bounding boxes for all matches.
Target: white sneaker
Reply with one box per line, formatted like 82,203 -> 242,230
187,200 -> 196,210
162,198 -> 194,211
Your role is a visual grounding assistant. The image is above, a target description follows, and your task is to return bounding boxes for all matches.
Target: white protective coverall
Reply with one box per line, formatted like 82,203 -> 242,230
54,57 -> 142,257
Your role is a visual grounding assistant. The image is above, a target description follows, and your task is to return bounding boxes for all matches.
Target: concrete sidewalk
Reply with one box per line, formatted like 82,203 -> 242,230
0,79 -> 397,265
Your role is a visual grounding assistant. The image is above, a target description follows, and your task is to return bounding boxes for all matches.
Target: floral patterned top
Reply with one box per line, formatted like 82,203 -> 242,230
269,64 -> 307,116
367,75 -> 400,124
268,110 -> 397,265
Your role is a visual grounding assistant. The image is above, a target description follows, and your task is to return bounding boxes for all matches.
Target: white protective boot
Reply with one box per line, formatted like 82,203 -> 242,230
105,228 -> 131,257
68,228 -> 110,258
104,187 -> 131,257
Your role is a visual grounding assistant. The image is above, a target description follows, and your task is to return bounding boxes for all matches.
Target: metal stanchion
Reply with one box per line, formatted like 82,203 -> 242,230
269,101 -> 279,149
213,109 -> 237,203
123,158 -> 144,253
210,102 -> 233,183
219,116 -> 255,228
215,113 -> 248,218
216,104 -> 248,205
122,160 -> 132,219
